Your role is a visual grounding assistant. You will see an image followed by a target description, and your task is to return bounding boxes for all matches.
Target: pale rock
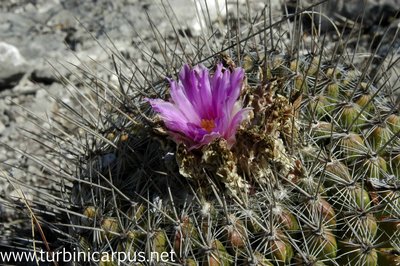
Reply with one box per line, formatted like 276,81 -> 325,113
0,121 -> 5,135
0,42 -> 28,89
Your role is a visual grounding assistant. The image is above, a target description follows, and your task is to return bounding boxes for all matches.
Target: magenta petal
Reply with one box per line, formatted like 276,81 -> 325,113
178,64 -> 198,104
186,122 -> 207,141
147,63 -> 248,149
224,107 -> 252,141
226,67 -> 244,110
211,64 -> 229,117
197,69 -> 213,118
178,64 -> 193,92
189,132 -> 221,150
169,80 -> 201,124
146,98 -> 188,132
214,114 -> 229,135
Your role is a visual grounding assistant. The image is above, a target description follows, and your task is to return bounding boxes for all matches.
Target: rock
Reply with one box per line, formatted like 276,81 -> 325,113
0,42 -> 28,90
374,19 -> 400,56
335,0 -> 399,28
0,204 -> 6,223
12,79 -> 36,94
284,0 -> 400,32
30,67 -> 57,85
375,52 -> 400,97
36,0 -> 61,14
0,121 -> 5,135
172,0 -> 247,37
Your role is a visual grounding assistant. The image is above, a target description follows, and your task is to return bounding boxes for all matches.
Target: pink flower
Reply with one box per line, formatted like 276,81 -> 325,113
146,63 -> 250,149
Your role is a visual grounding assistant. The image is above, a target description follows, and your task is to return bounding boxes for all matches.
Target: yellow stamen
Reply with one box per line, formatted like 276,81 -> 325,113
200,119 -> 215,132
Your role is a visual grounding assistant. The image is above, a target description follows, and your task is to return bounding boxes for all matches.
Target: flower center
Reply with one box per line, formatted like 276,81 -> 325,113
200,119 -> 215,133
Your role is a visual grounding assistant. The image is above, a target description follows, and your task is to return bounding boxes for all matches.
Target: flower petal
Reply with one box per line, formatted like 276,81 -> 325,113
224,106 -> 252,142
148,63 -> 248,149
178,64 -> 199,108
197,66 -> 213,118
146,98 -> 189,133
169,79 -> 201,124
226,67 -> 245,110
189,132 -> 221,150
211,64 -> 229,117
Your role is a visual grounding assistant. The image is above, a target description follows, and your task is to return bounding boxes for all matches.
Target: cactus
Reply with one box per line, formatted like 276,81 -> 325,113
1,1 -> 399,265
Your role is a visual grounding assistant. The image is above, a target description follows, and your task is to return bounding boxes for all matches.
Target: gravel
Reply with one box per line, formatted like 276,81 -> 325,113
0,42 -> 28,90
